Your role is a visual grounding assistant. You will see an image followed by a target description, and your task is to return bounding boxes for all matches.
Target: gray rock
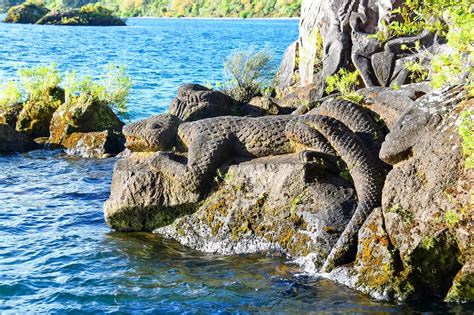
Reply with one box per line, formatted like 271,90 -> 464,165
168,84 -> 236,121
104,152 -> 200,232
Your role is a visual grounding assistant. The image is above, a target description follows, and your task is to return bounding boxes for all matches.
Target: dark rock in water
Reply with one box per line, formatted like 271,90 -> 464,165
49,98 -> 125,158
3,3 -> 49,24
36,6 -> 126,26
0,124 -> 38,152
328,86 -> 473,302
169,84 -> 237,121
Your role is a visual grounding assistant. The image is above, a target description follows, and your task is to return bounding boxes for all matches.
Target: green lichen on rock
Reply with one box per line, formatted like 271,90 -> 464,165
49,96 -> 124,145
15,88 -> 63,138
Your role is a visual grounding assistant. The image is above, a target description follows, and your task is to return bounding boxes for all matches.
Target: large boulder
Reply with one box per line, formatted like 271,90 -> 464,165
49,98 -> 125,157
156,154 -> 357,267
328,87 -> 473,302
104,152 -> 201,232
0,124 -> 38,153
3,3 -> 49,24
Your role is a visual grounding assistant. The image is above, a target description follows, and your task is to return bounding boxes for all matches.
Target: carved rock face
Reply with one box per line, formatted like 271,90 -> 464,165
123,114 -> 181,152
169,84 -> 235,121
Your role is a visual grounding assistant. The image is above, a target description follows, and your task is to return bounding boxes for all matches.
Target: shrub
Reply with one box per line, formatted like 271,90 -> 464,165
224,47 -> 275,103
0,82 -> 22,110
17,63 -> 62,101
63,64 -> 131,116
325,68 -> 363,104
375,0 -> 473,93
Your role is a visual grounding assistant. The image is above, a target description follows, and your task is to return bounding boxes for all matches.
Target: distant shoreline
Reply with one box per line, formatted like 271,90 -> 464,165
127,16 -> 300,21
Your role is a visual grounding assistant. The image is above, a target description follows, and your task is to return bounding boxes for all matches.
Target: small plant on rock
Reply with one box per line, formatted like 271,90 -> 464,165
325,68 -> 363,104
224,47 -> 275,103
17,63 -> 62,101
0,82 -> 22,110
63,64 -> 132,117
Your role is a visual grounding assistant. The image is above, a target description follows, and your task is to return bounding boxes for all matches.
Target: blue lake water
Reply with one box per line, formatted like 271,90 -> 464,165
0,18 -> 471,313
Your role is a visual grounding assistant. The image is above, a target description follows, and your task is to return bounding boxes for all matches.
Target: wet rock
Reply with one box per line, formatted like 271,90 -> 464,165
62,130 -> 124,158
0,124 -> 38,153
104,153 -> 201,232
49,98 -> 124,156
156,154 -> 356,266
3,3 -> 49,24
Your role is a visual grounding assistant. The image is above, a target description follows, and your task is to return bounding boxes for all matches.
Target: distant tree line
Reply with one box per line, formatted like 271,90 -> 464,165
1,0 -> 301,17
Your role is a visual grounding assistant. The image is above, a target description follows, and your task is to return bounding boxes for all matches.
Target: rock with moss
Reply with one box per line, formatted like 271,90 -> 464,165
49,97 -> 124,143
0,103 -> 23,128
3,3 -> 49,24
36,5 -> 126,26
328,86 -> 473,302
15,87 -> 64,138
0,124 -> 38,153
62,130 -> 124,158
104,152 -> 201,232
156,154 -> 356,266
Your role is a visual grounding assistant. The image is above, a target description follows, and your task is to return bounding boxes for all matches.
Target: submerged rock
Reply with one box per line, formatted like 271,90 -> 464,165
3,3 -> 49,24
0,124 -> 38,153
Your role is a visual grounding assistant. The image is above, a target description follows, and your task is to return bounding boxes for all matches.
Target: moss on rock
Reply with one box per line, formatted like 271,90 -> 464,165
3,3 -> 49,24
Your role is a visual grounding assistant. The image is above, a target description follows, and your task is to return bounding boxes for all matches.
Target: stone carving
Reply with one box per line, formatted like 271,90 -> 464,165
116,99 -> 387,269
168,83 -> 236,121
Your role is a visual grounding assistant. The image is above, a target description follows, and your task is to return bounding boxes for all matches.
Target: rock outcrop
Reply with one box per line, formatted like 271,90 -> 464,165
3,3 -> 49,24
0,124 -> 38,153
3,3 -> 126,26
48,98 -> 125,157
105,98 -> 388,272
327,86 -> 473,302
36,8 -> 126,26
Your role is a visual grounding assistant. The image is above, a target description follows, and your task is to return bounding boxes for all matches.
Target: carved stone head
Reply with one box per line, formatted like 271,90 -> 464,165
169,83 -> 234,121
123,114 -> 181,152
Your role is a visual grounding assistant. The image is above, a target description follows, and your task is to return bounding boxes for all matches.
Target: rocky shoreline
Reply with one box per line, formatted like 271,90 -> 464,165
1,0 -> 472,305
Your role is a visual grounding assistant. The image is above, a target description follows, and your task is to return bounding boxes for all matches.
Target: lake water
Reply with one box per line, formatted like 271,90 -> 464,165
0,18 -> 471,313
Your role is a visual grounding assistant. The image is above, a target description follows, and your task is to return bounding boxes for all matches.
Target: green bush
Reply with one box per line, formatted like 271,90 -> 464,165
376,0 -> 473,93
458,108 -> 474,169
0,82 -> 22,110
325,68 -> 363,104
224,47 -> 275,103
18,63 -> 62,101
64,64 -> 131,116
